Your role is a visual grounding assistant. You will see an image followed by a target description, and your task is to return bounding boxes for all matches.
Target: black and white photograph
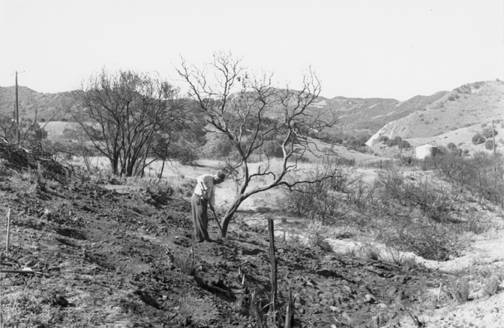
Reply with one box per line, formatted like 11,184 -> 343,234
1,0 -> 504,327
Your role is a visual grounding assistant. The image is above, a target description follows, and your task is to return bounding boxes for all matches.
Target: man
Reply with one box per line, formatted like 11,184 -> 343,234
191,171 -> 226,242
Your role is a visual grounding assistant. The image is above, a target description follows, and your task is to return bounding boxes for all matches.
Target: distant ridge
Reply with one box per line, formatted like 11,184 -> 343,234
0,86 -> 82,121
5,81 -> 500,144
315,91 -> 447,135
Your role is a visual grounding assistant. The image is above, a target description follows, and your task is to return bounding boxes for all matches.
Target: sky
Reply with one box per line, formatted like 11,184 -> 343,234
1,0 -> 504,100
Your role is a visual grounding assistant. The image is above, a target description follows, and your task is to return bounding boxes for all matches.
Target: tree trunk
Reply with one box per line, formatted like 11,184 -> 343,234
158,159 -> 166,180
126,158 -> 135,177
111,156 -> 119,175
220,197 -> 243,238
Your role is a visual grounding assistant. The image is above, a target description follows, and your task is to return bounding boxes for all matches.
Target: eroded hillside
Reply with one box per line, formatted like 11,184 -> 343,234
367,80 -> 504,150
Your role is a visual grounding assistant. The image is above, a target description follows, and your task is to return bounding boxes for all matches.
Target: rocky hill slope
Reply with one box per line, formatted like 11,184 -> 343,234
316,91 -> 447,135
367,80 -> 504,151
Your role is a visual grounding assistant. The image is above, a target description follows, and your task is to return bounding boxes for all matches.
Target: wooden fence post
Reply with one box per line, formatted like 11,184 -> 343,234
250,290 -> 265,328
284,289 -> 294,328
267,217 -> 278,326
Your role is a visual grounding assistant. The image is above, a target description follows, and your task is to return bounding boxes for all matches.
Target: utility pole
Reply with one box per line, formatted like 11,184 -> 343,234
14,71 -> 20,145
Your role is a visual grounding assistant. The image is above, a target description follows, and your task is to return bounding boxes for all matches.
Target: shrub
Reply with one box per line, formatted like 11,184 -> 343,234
346,178 -> 376,211
178,295 -> 219,326
447,142 -> 458,153
144,182 -> 174,208
472,133 -> 485,145
380,220 -> 457,261
306,221 -> 331,251
379,169 -> 452,222
399,156 -> 415,166
447,278 -> 470,304
378,135 -> 390,143
355,243 -> 381,261
286,166 -> 351,223
385,136 -> 403,147
398,140 -> 411,149
482,274 -> 502,297
171,250 -> 196,275
428,152 -> 504,205
485,139 -> 495,151
482,127 -> 498,138
167,142 -> 198,164
344,134 -> 371,151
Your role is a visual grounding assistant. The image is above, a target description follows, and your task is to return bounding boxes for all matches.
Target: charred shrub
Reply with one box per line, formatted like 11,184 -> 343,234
286,168 -> 351,223
485,139 -> 495,151
378,169 -> 452,222
379,218 -> 457,261
373,169 -> 461,261
472,133 -> 485,145
482,127 -> 498,139
427,152 -> 504,205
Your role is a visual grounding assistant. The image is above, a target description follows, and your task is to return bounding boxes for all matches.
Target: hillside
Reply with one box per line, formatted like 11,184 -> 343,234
1,85 -> 448,138
0,145 -> 452,327
315,91 -> 447,135
367,80 -> 504,151
2,141 -> 504,327
0,86 -> 82,121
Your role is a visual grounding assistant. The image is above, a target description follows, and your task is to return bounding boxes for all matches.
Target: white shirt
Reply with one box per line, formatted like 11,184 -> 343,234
193,174 -> 216,207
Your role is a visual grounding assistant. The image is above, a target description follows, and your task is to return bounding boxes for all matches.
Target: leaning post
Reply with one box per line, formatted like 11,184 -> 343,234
267,217 -> 278,326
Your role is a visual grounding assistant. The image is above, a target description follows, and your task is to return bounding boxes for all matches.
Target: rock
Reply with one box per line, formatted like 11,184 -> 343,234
364,293 -> 377,303
50,294 -> 73,307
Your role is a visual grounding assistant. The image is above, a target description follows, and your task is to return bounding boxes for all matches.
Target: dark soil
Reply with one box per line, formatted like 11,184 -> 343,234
0,165 -> 452,327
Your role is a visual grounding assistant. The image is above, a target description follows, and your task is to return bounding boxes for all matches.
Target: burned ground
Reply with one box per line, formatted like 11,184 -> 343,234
0,160 -> 458,328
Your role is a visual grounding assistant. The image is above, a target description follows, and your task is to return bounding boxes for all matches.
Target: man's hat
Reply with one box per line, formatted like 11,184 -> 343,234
217,171 -> 226,180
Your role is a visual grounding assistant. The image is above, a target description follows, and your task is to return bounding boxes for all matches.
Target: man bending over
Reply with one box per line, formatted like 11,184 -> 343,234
191,171 -> 226,242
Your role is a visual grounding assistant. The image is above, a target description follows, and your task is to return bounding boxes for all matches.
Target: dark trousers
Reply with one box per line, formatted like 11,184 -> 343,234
191,194 -> 209,241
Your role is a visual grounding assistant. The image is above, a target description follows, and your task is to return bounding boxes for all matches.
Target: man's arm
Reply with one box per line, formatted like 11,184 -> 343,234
199,175 -> 214,200
198,178 -> 207,194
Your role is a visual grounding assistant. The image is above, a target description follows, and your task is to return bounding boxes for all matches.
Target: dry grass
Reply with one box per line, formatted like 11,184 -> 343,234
0,289 -> 59,327
305,221 -> 332,251
354,243 -> 381,261
178,294 -> 219,326
482,274 -> 502,297
171,249 -> 196,276
446,277 -> 471,304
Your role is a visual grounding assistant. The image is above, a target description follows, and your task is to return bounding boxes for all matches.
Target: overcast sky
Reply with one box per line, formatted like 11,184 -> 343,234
1,0 -> 504,100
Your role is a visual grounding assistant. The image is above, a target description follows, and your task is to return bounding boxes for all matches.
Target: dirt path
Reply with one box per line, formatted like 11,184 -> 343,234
412,230 -> 504,328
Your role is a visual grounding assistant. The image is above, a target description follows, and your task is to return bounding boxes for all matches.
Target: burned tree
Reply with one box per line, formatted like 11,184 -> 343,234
178,54 -> 336,237
78,70 -> 180,176
151,99 -> 207,178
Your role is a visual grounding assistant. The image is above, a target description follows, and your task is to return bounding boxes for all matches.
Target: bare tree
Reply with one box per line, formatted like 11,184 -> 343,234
77,70 -> 180,176
178,54 -> 336,237
0,115 -> 48,150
